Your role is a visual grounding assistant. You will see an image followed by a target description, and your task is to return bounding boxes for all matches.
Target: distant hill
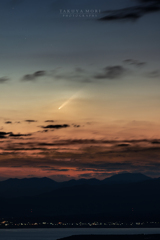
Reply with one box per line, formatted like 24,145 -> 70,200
0,177 -> 57,198
0,176 -> 160,222
102,173 -> 151,184
0,173 -> 152,198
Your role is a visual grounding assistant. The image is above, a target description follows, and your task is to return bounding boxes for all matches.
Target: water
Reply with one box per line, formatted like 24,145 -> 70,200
0,228 -> 160,240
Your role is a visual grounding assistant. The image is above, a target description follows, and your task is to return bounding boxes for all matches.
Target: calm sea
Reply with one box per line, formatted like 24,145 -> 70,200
0,228 -> 160,240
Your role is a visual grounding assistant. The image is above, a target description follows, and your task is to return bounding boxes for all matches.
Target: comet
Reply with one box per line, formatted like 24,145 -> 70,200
58,91 -> 80,110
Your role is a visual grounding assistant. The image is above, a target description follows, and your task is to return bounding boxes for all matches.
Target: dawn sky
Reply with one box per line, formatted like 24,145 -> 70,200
0,0 -> 160,181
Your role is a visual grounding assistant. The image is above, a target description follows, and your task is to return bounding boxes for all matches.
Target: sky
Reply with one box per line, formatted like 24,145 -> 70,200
0,0 -> 160,181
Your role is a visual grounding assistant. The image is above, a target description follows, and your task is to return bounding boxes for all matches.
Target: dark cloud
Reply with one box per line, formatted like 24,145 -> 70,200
38,143 -> 56,146
94,66 -> 127,80
151,140 -> 160,144
45,120 -> 54,123
56,169 -> 69,172
0,131 -> 32,138
4,146 -> 45,151
9,132 -> 32,137
22,71 -> 46,81
45,168 -> 69,172
37,139 -> 150,147
5,121 -> 12,124
42,124 -> 70,129
123,59 -> 146,67
34,71 -> 46,77
25,120 -> 37,123
0,132 -> 8,138
99,0 -> 160,21
117,144 -> 130,147
37,140 -> 106,147
37,130 -> 48,133
0,77 -> 10,83
72,124 -> 80,128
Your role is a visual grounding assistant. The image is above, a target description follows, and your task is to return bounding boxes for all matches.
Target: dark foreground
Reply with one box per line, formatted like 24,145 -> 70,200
58,235 -> 160,240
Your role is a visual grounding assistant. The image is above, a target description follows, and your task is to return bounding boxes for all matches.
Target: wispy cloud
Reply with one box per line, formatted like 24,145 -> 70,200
123,59 -> 146,67
25,120 -> 37,123
94,65 -> 127,80
99,0 -> 160,21
45,120 -> 55,123
1,137 -> 160,178
0,77 -> 10,83
147,70 -> 160,78
22,71 -> 46,81
9,132 -> 32,137
72,124 -> 80,128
